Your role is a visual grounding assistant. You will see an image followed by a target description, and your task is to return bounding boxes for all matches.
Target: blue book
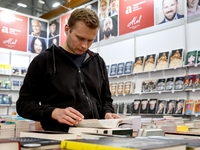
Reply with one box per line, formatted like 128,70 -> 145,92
124,61 -> 133,75
117,63 -> 124,76
2,94 -> 10,104
0,94 -> 3,104
106,65 -> 110,75
109,64 -> 117,77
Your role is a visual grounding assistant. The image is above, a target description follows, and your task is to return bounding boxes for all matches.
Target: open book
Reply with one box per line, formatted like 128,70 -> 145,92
76,118 -> 130,129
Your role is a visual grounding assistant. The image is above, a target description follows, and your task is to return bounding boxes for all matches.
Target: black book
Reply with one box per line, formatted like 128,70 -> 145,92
175,99 -> 185,115
156,100 -> 166,114
118,102 -> 124,114
126,102 -> 133,114
165,77 -> 174,91
113,103 -> 119,114
165,100 -> 176,114
157,78 -> 166,91
132,99 -> 141,114
140,99 -> 148,114
174,77 -> 184,90
147,99 -> 158,114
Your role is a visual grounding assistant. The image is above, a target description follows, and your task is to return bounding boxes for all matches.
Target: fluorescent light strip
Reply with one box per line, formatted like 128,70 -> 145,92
52,2 -> 60,8
17,3 -> 27,8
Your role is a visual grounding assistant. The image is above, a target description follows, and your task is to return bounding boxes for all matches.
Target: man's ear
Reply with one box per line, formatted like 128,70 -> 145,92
65,24 -> 70,35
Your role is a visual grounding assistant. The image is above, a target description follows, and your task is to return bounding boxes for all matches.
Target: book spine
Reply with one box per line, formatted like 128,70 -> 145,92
60,140 -> 139,150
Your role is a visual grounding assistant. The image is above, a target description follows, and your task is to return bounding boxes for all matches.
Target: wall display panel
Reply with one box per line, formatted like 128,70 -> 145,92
136,25 -> 185,57
187,0 -> 200,17
49,18 -> 60,38
60,13 -> 71,45
119,0 -> 154,36
0,10 -> 28,52
99,38 -> 134,65
28,36 -> 47,54
155,0 -> 184,25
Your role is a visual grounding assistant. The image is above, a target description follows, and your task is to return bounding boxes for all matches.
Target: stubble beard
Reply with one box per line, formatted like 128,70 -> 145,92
165,11 -> 176,21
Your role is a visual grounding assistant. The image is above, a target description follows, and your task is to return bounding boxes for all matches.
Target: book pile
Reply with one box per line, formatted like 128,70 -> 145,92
15,121 -> 30,137
0,123 -> 15,138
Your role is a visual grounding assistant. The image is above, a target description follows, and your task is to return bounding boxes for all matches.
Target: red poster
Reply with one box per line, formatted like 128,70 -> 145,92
60,13 -> 71,45
119,0 -> 154,36
0,10 -> 28,52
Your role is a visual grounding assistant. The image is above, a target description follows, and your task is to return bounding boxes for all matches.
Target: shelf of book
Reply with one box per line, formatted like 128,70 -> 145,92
0,73 -> 25,77
0,104 -> 10,107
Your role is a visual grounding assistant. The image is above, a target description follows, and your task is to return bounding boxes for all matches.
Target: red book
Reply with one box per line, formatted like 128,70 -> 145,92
0,139 -> 20,150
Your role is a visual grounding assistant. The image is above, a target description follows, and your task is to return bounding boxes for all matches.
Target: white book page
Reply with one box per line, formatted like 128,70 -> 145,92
76,119 -> 104,128
98,119 -> 122,128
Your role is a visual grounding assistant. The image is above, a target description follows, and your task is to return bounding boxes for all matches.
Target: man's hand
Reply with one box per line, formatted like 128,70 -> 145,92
105,112 -> 121,119
52,107 -> 84,126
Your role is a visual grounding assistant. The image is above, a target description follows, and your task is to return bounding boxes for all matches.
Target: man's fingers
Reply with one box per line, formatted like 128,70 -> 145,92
67,107 -> 84,120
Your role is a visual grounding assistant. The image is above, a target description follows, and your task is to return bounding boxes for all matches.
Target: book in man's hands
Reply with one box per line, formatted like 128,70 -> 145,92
76,118 -> 131,129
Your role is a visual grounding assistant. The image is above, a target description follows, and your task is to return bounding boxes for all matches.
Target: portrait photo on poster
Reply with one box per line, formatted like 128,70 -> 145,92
187,0 -> 200,17
28,36 -> 47,54
85,1 -> 98,14
99,15 -> 118,41
29,18 -> 47,38
99,0 -> 109,20
49,18 -> 60,38
108,0 -> 119,17
49,36 -> 60,48
155,0 -> 184,25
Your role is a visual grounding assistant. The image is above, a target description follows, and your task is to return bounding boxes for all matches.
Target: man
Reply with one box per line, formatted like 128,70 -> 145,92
109,0 -> 118,16
30,19 -> 47,38
187,0 -> 200,16
49,21 -> 59,38
101,17 -> 115,40
159,0 -> 184,24
17,8 -> 120,132
167,102 -> 175,114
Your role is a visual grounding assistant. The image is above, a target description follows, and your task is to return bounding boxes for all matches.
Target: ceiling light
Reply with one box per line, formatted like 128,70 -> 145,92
52,2 -> 60,8
17,3 -> 27,8
39,0 -> 45,4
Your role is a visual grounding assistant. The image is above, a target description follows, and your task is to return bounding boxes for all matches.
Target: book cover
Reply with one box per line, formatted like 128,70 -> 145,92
116,63 -> 125,76
147,99 -> 158,114
19,81 -> 23,88
0,139 -> 20,150
0,94 -> 3,104
165,77 -> 174,91
113,103 -> 118,114
110,83 -> 117,95
0,64 -> 5,74
12,66 -> 20,75
198,50 -> 200,64
124,61 -> 133,75
165,100 -> 176,114
156,51 -> 169,69
4,64 -> 12,75
133,56 -> 144,73
195,99 -> 200,114
12,80 -> 20,90
185,99 -> 194,115
141,80 -> 149,93
148,79 -> 157,92
185,50 -> 197,65
106,65 -> 110,75
117,82 -> 124,95
144,54 -> 156,71
124,81 -> 134,94
4,80 -> 11,89
0,80 -> 4,89
132,100 -> 141,114
140,99 -> 148,114
184,75 -> 195,90
195,74 -> 200,89
20,67 -> 27,76
157,78 -> 166,91
156,100 -> 166,114
175,99 -> 185,114
174,77 -> 184,90
109,64 -> 117,77
118,102 -> 124,114
126,102 -> 133,114
169,49 -> 183,68
2,94 -> 10,104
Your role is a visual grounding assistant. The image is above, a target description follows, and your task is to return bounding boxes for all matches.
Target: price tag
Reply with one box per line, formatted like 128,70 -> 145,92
159,91 -> 161,94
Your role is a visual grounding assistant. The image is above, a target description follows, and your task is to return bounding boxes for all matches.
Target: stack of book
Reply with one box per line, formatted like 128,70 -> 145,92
0,123 -> 15,138
15,121 -> 30,137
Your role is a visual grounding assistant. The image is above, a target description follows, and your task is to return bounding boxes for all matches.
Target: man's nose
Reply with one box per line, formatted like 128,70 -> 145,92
81,41 -> 88,49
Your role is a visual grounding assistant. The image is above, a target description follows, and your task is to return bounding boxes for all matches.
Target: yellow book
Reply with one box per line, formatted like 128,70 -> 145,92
177,126 -> 189,132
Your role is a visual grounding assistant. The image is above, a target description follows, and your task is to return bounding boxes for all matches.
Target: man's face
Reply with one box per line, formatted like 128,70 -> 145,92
150,103 -> 155,110
65,21 -> 98,55
32,20 -> 42,34
103,17 -> 113,38
162,0 -> 178,21
134,103 -> 139,110
101,1 -> 107,13
169,103 -> 174,110
110,0 -> 118,12
188,0 -> 199,8
34,38 -> 42,54
142,103 -> 147,110
50,23 -> 56,33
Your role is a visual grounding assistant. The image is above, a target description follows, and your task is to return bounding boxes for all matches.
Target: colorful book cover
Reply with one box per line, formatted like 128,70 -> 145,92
117,63 -> 125,76
21,67 -> 27,76
4,80 -> 11,89
126,102 -> 133,114
0,64 -> 5,74
184,75 -> 195,90
197,50 -> 200,64
124,61 -> 133,75
195,74 -> 200,89
156,51 -> 169,70
110,83 -> 117,95
185,99 -> 193,114
141,80 -> 149,93
117,82 -> 124,95
157,78 -> 166,91
169,49 -> 183,68
0,94 -> 3,104
133,56 -> 144,73
195,99 -> 200,114
118,102 -> 124,114
106,65 -> 109,75
12,66 -> 20,75
113,103 -> 118,114
156,100 -> 166,114
20,81 -> 23,88
165,100 -> 176,114
132,99 -> 141,114
185,50 -> 197,66
147,99 -> 157,114
109,64 -> 117,77
144,54 -> 156,71
148,79 -> 157,92
175,99 -> 185,114
174,77 -> 184,90
0,80 -> 4,89
140,99 -> 148,114
165,77 -> 174,91
124,81 -> 134,94
2,94 -> 10,104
